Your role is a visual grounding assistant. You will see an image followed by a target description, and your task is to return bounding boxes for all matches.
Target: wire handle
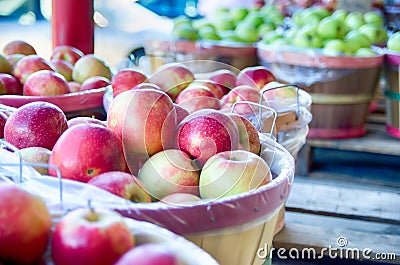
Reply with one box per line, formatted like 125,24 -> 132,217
231,100 -> 278,138
261,83 -> 301,119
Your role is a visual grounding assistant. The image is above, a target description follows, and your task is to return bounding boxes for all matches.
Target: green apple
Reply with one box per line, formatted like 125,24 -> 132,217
257,20 -> 276,37
293,26 -> 323,48
262,30 -> 284,44
302,9 -> 324,27
198,27 -> 221,40
363,11 -> 384,27
332,9 -> 348,22
311,6 -> 330,19
291,8 -> 305,26
359,24 -> 388,44
322,39 -> 347,56
244,12 -> 265,29
345,11 -> 364,30
213,17 -> 236,32
317,17 -> 347,40
354,47 -> 377,57
387,31 -> 400,53
284,27 -> 298,39
220,30 -> 242,42
235,22 -> 259,42
345,30 -> 372,48
260,5 -> 280,17
230,7 -> 249,23
344,39 -> 362,55
173,15 -> 192,28
192,19 -> 215,31
173,24 -> 198,41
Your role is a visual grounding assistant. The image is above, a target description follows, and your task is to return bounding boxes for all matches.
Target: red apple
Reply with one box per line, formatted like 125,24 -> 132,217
111,68 -> 147,97
175,85 -> 221,114
107,88 -> 176,160
114,243 -> 179,265
174,103 -> 189,124
236,66 -> 276,90
49,123 -> 127,183
13,55 -> 56,84
0,111 -> 7,138
4,101 -> 68,150
50,58 -> 74,81
68,81 -> 81,93
0,183 -> 51,264
2,40 -> 37,56
0,73 -> 23,95
80,76 -> 111,91
131,82 -> 161,91
18,146 -> 52,175
175,109 -> 239,167
138,149 -> 200,200
87,171 -> 152,202
161,192 -> 202,205
6,53 -> 24,69
50,45 -> 84,65
188,79 -> 225,99
148,63 -> 195,100
221,85 -> 262,115
23,70 -> 70,96
72,54 -> 112,83
67,116 -> 106,128
0,53 -> 12,74
207,69 -> 237,94
51,207 -> 134,265
227,113 -> 261,155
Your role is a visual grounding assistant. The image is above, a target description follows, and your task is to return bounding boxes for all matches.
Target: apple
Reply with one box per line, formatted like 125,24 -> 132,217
173,103 -> 190,124
0,53 -> 12,74
50,45 -> 84,65
67,116 -> 106,128
322,39 -> 347,56
0,79 -> 5,94
51,207 -> 134,265
262,81 -> 297,100
236,66 -> 276,90
0,183 -> 51,264
67,81 -> 81,93
363,11 -> 384,27
175,85 -> 221,114
354,47 -> 376,57
107,88 -> 176,160
49,123 -> 127,183
293,26 -> 323,48
6,53 -> 24,69
13,55 -> 56,84
50,58 -> 74,81
331,9 -> 347,22
359,24 -> 388,44
2,40 -> 37,56
221,85 -> 262,115
188,79 -> 225,99
174,109 -> 239,167
88,171 -> 151,202
207,69 -> 237,94
114,243 -> 179,265
161,192 -> 202,205
130,82 -> 162,91
148,63 -> 195,100
213,17 -> 235,32
4,101 -> 68,150
0,73 -> 22,95
230,6 -> 249,23
317,17 -> 347,40
173,23 -> 199,41
0,111 -> 7,138
138,149 -> 200,200
258,21 -> 276,37
234,22 -> 259,43
345,11 -> 364,30
199,150 -> 272,199
243,12 -> 265,29
387,31 -> 400,53
80,76 -> 111,91
262,30 -> 284,45
23,70 -> 70,96
198,26 -> 221,41
345,30 -> 372,49
111,68 -> 147,97
18,146 -> 52,175
226,113 -> 260,155
72,54 -> 112,83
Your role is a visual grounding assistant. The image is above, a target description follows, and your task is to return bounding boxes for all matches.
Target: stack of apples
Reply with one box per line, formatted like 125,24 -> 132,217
261,6 -> 387,56
0,39 -> 112,97
172,5 -> 285,43
0,182 -> 215,264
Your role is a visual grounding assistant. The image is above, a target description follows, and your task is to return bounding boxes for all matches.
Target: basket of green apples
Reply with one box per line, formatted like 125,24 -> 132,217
257,6 -> 386,139
144,4 -> 286,71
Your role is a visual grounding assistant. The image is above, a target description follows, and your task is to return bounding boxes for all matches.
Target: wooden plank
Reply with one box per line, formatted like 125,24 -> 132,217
273,212 -> 400,264
285,180 -> 400,224
306,123 -> 400,156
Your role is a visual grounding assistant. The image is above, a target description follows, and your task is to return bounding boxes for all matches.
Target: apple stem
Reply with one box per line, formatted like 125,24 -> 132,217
85,199 -> 99,222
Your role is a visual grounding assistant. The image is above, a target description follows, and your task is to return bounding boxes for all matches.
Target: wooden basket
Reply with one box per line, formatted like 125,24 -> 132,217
143,39 -> 258,73
384,52 -> 400,139
257,44 -> 384,139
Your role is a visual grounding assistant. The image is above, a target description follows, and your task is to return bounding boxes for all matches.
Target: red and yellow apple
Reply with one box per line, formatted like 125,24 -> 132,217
221,85 -> 262,115
50,45 -> 84,65
13,55 -> 56,84
18,146 -> 52,175
2,40 -> 37,56
227,113 -> 261,155
161,192 -> 202,205
188,79 -> 226,99
0,53 -> 12,74
175,84 -> 221,114
50,59 -> 74,81
67,116 -> 106,128
236,66 -> 276,90
0,73 -> 23,95
111,68 -> 147,97
23,70 -> 70,96
80,76 -> 111,91
114,243 -> 179,265
72,54 -> 112,83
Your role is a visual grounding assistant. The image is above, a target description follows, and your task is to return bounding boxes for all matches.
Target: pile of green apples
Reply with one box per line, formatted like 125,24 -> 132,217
262,6 -> 388,56
172,5 -> 285,44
